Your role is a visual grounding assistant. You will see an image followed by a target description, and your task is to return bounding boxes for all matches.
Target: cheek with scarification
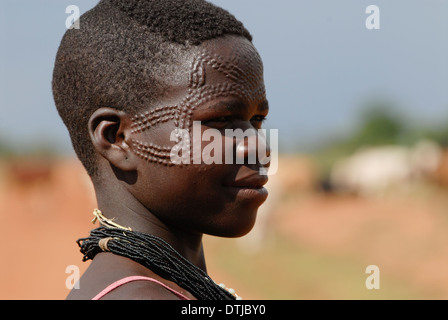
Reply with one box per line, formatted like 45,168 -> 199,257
129,43 -> 266,166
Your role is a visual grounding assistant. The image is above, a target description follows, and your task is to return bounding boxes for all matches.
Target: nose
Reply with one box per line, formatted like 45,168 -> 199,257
235,129 -> 271,167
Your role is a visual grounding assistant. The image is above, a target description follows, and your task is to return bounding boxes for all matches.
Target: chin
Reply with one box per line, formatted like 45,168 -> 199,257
209,207 -> 260,238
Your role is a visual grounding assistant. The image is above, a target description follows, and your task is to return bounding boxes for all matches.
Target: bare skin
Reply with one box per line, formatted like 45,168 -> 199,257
67,35 -> 270,300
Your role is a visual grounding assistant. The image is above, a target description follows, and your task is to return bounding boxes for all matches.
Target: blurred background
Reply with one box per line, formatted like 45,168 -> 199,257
1,0 -> 448,299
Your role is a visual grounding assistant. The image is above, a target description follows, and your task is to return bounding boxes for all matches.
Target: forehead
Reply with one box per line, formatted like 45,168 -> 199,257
190,36 -> 264,94
196,35 -> 263,76
179,35 -> 266,115
131,36 -> 266,134
159,36 -> 266,130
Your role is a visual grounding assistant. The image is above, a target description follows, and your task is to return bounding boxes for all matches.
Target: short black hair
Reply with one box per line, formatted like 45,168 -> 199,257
52,0 -> 252,177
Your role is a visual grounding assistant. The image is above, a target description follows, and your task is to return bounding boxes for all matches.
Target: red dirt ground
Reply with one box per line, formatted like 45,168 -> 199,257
2,155 -> 448,299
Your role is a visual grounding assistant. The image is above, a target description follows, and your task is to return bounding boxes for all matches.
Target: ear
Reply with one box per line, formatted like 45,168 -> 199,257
88,107 -> 137,171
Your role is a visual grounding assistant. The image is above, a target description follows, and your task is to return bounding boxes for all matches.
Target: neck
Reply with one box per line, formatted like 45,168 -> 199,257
93,181 -> 207,272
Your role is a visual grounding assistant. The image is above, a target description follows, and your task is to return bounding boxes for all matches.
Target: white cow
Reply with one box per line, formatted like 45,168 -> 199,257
330,140 -> 441,196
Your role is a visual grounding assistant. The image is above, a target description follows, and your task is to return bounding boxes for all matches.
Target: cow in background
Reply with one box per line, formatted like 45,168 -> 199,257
329,140 -> 442,197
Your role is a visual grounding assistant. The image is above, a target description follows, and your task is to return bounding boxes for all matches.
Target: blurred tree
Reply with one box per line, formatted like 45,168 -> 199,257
311,102 -> 409,181
311,101 -> 448,188
0,139 -> 13,156
348,105 -> 407,148
414,125 -> 448,147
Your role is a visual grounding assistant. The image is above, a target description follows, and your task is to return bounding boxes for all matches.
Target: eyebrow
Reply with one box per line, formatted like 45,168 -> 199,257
259,99 -> 270,112
204,99 -> 269,113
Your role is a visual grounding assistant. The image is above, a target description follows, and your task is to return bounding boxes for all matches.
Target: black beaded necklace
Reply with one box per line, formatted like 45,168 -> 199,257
76,211 -> 237,300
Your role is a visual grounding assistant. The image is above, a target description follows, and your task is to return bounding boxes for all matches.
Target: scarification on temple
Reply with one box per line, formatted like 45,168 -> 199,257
131,43 -> 266,165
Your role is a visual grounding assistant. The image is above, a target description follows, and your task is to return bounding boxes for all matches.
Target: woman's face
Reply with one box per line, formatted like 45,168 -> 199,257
128,35 -> 270,237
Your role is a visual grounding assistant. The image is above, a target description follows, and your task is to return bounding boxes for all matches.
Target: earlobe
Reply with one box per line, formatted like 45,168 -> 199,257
88,108 -> 137,171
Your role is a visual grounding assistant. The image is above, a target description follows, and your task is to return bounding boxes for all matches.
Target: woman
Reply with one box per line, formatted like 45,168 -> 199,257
53,0 -> 271,300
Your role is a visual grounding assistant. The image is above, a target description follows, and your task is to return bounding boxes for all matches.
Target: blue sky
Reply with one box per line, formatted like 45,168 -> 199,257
1,0 -> 447,154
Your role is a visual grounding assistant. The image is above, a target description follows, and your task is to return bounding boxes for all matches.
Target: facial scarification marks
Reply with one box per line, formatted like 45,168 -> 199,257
130,105 -> 178,166
132,140 -> 173,165
131,41 -> 266,165
130,105 -> 178,134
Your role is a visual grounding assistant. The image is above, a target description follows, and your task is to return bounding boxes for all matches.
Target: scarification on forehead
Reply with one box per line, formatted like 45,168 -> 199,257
131,42 -> 266,165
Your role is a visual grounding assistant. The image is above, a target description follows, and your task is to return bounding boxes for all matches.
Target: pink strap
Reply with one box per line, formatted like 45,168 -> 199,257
92,275 -> 190,300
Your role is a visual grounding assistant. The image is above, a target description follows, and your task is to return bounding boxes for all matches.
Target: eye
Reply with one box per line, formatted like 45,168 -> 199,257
203,116 -> 233,129
251,115 -> 267,123
211,116 -> 232,123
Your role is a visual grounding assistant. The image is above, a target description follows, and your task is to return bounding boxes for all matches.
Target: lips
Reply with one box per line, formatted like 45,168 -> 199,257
223,172 -> 269,189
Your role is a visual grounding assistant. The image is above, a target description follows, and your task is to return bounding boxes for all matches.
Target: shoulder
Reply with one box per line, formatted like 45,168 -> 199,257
94,276 -> 186,300
66,253 -> 194,300
68,275 -> 185,300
